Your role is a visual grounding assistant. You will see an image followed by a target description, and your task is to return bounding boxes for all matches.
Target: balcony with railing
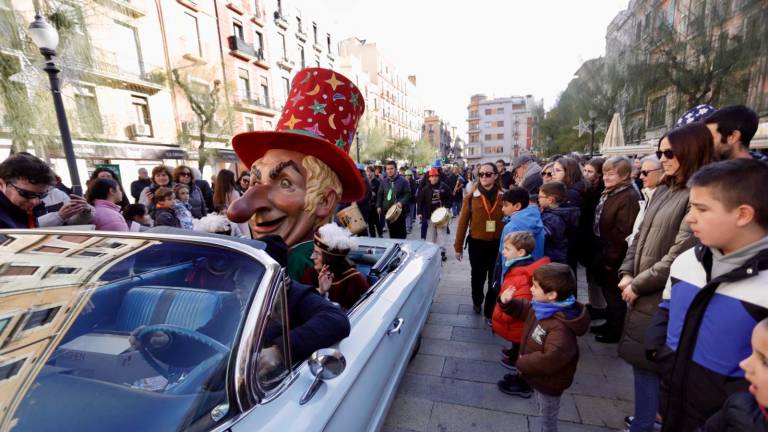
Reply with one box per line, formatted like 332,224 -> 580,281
235,91 -> 278,116
73,46 -> 166,94
228,36 -> 256,60
277,56 -> 295,71
253,47 -> 269,69
296,24 -> 307,42
273,11 -> 289,30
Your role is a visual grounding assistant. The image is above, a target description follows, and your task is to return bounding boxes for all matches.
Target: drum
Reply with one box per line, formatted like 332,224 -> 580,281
430,207 -> 451,227
337,204 -> 368,235
385,205 -> 402,223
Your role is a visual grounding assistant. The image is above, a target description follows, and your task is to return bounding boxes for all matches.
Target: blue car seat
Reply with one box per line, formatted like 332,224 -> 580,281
115,286 -> 228,332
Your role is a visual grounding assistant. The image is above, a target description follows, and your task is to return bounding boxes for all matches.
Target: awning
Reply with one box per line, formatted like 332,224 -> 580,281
46,140 -> 188,160
212,149 -> 239,162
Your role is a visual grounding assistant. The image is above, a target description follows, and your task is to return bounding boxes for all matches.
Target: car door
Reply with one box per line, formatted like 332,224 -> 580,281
323,241 -> 439,431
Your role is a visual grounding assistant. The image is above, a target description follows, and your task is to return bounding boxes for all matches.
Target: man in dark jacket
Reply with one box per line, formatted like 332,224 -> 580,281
366,166 -> 382,237
511,155 -> 543,196
496,159 -> 515,190
377,160 -> 411,239
0,153 -> 57,229
130,168 -> 152,203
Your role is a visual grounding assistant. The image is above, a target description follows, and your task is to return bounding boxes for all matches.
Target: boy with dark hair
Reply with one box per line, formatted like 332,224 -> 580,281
494,231 -> 550,371
496,262 -> 589,431
704,105 -> 764,161
377,160 -> 410,239
152,186 -> 180,228
647,159 -> 768,431
538,182 -> 580,264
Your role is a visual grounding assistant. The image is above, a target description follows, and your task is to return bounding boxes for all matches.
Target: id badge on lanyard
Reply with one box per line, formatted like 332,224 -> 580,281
480,193 -> 499,233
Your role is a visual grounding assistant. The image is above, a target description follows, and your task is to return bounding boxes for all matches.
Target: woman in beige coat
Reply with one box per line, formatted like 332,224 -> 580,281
617,123 -> 715,432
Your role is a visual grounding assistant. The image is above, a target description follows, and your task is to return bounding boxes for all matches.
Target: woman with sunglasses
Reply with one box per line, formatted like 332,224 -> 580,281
453,162 -> 505,319
541,162 -> 556,184
617,122 -> 715,432
235,171 -> 251,195
173,165 -> 208,219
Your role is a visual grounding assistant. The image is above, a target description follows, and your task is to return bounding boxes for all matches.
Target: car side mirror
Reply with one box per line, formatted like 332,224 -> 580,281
299,348 -> 346,405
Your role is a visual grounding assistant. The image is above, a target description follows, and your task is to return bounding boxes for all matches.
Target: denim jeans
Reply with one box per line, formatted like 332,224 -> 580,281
630,367 -> 660,432
536,391 -> 561,432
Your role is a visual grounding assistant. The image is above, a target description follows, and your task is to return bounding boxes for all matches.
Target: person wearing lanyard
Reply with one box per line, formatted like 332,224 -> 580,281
454,162 -> 505,319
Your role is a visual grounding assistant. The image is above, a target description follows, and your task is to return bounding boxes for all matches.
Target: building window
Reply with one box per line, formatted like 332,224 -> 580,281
315,56 -> 320,67
254,31 -> 264,53
132,96 -> 151,132
232,19 -> 244,40
0,359 -> 24,382
326,33 -> 331,52
75,86 -> 103,134
0,265 -> 38,276
298,45 -> 305,68
183,12 -> 202,57
48,266 -> 78,275
34,246 -> 68,254
496,121 -> 504,127
496,133 -> 504,140
484,108 -> 492,115
282,77 -> 290,100
497,107 -> 504,114
0,316 -> 11,335
296,16 -> 302,30
58,235 -> 89,243
484,134 -> 492,141
260,76 -> 269,105
114,21 -> 143,77
22,306 -> 61,331
238,68 -> 251,99
312,22 -> 318,44
648,95 -> 667,127
279,33 -> 287,59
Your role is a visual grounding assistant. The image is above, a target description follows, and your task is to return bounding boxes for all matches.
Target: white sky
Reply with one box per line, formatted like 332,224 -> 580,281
291,0 -> 630,138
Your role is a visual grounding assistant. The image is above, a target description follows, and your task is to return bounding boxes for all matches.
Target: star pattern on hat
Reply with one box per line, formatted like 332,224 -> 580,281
350,92 -> 359,108
335,138 -> 346,149
676,104 -> 716,126
304,123 -> 323,136
325,73 -> 344,91
310,100 -> 327,115
290,93 -> 305,105
283,114 -> 301,129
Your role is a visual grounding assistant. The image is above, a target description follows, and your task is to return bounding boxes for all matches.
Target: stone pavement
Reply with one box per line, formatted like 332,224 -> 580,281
383,218 -> 634,432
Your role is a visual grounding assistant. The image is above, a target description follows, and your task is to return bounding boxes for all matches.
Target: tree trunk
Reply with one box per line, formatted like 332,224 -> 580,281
198,126 -> 207,172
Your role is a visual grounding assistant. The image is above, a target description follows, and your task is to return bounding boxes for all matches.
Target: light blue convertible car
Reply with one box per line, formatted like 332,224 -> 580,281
0,229 -> 440,432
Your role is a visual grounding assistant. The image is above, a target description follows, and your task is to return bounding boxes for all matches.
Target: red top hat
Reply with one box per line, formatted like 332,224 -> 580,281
232,68 -> 365,202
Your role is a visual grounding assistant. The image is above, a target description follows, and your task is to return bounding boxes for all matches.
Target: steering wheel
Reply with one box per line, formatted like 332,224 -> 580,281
134,324 -> 228,376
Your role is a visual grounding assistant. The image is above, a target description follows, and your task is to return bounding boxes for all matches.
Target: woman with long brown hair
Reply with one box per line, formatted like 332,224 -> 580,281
616,122 -> 715,432
453,161 -> 505,319
213,169 -> 251,239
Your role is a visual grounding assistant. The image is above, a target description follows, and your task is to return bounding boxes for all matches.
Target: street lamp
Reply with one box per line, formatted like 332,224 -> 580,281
355,131 -> 361,163
588,110 -> 597,157
29,14 -> 82,195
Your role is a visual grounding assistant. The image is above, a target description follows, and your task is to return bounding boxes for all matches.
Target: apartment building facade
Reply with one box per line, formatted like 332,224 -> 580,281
465,94 -> 538,164
338,38 -> 424,143
602,0 -> 767,155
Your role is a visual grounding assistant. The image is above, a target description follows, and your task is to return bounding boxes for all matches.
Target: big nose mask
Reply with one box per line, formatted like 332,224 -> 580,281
227,184 -> 269,223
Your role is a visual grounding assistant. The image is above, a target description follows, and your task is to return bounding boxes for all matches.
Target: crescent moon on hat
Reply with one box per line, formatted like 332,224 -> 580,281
307,84 -> 321,96
332,93 -> 346,102
328,113 -> 337,130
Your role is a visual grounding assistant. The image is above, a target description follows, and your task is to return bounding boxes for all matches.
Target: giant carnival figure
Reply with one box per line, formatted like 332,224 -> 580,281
228,68 -> 365,280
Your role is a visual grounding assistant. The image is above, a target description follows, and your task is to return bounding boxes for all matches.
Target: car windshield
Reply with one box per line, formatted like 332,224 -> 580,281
0,233 -> 265,432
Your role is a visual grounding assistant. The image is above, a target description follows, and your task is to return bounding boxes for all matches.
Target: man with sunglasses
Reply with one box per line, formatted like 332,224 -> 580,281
0,153 -> 57,228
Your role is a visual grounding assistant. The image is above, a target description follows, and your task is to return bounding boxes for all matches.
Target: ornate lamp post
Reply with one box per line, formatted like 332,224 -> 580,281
588,110 -> 597,157
355,131 -> 361,163
29,14 -> 82,194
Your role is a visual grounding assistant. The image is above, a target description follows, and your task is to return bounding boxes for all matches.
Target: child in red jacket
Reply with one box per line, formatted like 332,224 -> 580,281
493,231 -> 550,369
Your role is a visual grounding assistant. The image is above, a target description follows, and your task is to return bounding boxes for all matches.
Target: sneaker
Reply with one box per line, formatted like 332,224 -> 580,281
500,356 -> 517,370
497,376 -> 532,398
503,373 -> 519,382
501,347 -> 514,357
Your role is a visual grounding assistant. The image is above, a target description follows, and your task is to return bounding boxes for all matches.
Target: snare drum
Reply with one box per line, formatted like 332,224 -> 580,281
385,205 -> 402,223
430,207 -> 451,227
337,204 -> 368,235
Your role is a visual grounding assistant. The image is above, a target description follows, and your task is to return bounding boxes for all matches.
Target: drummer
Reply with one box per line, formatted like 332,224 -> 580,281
416,168 -> 452,262
376,160 -> 411,239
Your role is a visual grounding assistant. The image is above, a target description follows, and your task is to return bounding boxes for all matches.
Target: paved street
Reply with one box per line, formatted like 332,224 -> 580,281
384,218 -> 634,432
